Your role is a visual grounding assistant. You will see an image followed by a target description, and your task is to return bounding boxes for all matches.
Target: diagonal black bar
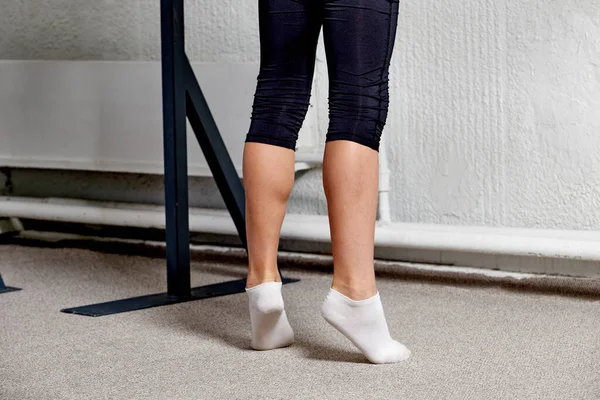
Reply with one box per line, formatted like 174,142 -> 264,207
0,273 -> 21,294
184,56 -> 247,246
60,0 -> 298,316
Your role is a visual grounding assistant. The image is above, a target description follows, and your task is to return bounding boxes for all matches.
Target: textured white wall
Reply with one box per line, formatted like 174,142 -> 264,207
2,0 -> 600,230
390,0 -> 600,230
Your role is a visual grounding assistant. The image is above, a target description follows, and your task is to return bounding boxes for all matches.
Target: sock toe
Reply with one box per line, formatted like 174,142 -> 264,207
391,341 -> 411,363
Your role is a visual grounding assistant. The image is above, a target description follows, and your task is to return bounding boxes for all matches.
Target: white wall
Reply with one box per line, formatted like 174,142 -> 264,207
1,0 -> 600,230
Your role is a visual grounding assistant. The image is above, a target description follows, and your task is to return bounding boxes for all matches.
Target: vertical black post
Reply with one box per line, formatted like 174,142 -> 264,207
60,0 -> 300,316
161,0 -> 191,297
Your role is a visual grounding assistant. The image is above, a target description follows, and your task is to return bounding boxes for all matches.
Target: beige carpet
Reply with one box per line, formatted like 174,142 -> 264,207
1,240 -> 600,400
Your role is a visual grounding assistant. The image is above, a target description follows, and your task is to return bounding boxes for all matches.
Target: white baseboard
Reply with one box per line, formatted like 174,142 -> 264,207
2,196 -> 599,278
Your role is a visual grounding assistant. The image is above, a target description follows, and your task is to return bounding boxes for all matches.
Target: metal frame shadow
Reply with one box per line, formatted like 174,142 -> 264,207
61,0 -> 299,316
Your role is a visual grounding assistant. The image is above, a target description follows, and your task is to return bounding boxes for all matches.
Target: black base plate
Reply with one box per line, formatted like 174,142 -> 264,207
61,277 -> 300,317
0,286 -> 21,294
0,273 -> 21,294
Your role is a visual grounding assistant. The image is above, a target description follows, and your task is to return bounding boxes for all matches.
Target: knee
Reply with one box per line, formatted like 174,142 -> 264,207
246,78 -> 311,150
326,85 -> 389,151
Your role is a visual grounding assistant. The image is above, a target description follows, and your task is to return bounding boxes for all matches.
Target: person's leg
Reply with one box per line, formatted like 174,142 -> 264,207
323,141 -> 378,300
243,143 -> 294,289
320,0 -> 410,364
243,0 -> 322,350
244,0 -> 322,289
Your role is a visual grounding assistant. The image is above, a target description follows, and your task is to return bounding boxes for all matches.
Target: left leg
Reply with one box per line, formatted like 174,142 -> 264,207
244,0 -> 323,289
243,0 -> 323,351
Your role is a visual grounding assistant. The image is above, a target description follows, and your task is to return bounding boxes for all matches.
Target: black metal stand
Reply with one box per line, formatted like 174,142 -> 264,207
61,276 -> 299,317
0,273 -> 20,294
61,0 -> 298,317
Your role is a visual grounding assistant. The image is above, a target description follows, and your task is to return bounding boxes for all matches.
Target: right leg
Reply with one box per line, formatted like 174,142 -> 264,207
243,0 -> 322,350
319,0 -> 410,364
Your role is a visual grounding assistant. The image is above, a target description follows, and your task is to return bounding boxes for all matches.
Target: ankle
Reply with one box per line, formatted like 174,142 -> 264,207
246,271 -> 282,289
330,282 -> 377,301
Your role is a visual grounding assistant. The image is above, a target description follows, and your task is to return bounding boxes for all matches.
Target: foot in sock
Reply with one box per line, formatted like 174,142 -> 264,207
320,287 -> 411,364
245,281 -> 294,350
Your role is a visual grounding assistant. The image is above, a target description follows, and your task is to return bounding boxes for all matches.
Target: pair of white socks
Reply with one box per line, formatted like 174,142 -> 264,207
245,282 -> 410,364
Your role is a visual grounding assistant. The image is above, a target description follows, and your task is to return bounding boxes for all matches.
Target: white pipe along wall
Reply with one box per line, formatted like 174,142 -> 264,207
3,196 -> 600,264
378,133 -> 393,224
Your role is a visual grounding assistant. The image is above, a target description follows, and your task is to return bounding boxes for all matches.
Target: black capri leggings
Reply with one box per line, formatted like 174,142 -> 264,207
245,0 -> 400,152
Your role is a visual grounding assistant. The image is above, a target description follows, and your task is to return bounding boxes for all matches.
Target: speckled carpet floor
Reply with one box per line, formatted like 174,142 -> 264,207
1,239 -> 599,400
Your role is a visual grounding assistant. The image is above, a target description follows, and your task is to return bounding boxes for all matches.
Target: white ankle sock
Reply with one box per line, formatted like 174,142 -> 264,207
320,287 -> 411,364
245,282 -> 294,350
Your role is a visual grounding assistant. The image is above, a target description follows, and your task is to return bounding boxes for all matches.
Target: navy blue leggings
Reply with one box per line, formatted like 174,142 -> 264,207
246,0 -> 400,152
